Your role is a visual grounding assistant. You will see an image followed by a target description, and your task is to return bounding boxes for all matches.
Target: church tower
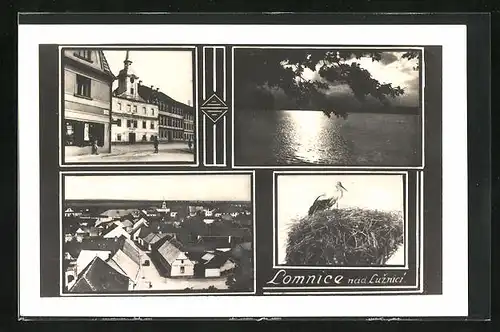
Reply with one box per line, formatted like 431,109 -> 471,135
114,51 -> 141,100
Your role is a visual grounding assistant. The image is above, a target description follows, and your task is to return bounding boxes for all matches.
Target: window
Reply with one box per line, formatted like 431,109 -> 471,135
116,119 -> 122,127
134,120 -> 138,128
118,103 -> 122,110
130,88 -> 134,94
143,107 -> 146,114
180,266 -> 185,274
151,109 -> 155,116
142,121 -> 146,129
127,104 -> 131,112
133,105 -> 137,113
127,120 -> 131,128
117,134 -> 122,141
150,122 -> 155,129
150,135 -> 155,141
74,50 -> 91,60
75,75 -> 91,98
142,135 -> 147,141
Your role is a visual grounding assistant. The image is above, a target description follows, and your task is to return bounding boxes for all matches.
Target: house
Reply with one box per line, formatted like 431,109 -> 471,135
94,216 -> 114,227
197,236 -> 232,252
64,261 -> 78,290
69,257 -> 132,293
142,232 -> 169,251
201,253 -> 236,278
154,237 -> 195,277
128,217 -> 150,241
63,49 -> 114,155
120,219 -> 134,232
141,208 -> 158,218
64,207 -> 82,218
76,250 -> 112,275
204,209 -> 215,217
64,233 -> 74,243
64,237 -> 125,261
102,223 -> 131,240
107,240 -> 141,285
100,209 -> 140,220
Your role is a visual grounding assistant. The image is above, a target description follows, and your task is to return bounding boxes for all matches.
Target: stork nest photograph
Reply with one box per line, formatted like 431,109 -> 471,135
276,174 -> 405,267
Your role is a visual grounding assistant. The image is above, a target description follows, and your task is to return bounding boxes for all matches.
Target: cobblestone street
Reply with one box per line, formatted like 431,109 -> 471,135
65,142 -> 195,163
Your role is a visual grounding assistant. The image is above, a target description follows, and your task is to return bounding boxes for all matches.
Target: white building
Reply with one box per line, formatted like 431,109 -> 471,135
111,51 -> 159,144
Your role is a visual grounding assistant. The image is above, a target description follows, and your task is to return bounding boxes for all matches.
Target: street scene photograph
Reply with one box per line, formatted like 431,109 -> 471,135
62,48 -> 196,163
62,173 -> 254,294
233,48 -> 423,167
276,173 -> 405,267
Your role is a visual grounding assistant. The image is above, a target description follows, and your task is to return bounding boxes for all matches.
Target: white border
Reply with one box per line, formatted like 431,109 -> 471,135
231,46 -> 425,170
272,170 -> 410,270
19,24 -> 467,317
58,45 -> 199,168
59,170 -> 257,297
202,46 -> 227,167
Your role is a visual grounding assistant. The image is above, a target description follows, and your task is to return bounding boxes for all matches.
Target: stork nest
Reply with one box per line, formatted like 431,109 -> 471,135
285,208 -> 404,266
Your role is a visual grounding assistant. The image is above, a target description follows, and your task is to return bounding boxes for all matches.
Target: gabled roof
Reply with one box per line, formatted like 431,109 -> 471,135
100,209 -> 140,218
69,257 -> 130,293
197,236 -> 231,249
76,250 -> 112,274
204,253 -> 233,269
143,232 -> 168,245
107,248 -> 140,281
98,50 -> 115,79
121,219 -> 134,228
118,238 -> 141,266
157,237 -> 186,266
138,85 -> 193,110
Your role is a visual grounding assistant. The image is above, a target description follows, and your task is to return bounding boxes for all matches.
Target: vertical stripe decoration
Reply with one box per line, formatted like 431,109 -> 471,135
201,46 -> 228,166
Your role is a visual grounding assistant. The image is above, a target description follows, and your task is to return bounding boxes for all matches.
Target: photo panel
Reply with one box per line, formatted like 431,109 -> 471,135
60,171 -> 255,295
232,47 -> 424,169
265,171 -> 422,295
60,46 -> 199,166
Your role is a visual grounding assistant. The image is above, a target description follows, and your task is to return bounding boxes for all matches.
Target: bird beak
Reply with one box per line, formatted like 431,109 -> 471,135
340,184 -> 348,191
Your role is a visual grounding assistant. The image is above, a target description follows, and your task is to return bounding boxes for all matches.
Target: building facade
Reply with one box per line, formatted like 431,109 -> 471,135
63,49 -> 115,153
138,85 -> 195,143
111,52 -> 159,144
183,105 -> 195,142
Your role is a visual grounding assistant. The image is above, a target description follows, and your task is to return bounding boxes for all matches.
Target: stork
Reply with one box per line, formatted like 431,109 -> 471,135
308,181 -> 348,216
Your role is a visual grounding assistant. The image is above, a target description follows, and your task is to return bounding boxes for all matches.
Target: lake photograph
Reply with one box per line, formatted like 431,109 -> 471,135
233,48 -> 423,167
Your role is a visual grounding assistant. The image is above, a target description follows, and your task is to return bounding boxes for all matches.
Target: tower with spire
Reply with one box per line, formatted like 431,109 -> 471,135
113,51 -> 144,101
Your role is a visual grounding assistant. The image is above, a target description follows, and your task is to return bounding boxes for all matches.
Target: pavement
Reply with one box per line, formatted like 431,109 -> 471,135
66,142 -> 195,163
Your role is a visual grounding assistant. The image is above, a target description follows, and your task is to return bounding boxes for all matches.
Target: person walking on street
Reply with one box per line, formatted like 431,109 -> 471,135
91,139 -> 99,155
153,136 -> 159,154
188,138 -> 193,152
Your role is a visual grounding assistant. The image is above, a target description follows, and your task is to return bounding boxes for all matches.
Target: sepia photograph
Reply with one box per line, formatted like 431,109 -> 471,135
233,48 -> 423,167
276,173 -> 406,267
61,173 -> 254,294
61,48 -> 196,164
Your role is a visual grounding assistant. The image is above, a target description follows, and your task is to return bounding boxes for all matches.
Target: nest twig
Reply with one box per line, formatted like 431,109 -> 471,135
285,208 -> 404,266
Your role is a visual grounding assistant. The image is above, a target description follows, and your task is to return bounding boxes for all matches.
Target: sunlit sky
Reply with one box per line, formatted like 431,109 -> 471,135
65,175 -> 252,201
276,174 -> 405,263
104,50 -> 194,105
299,51 -> 420,106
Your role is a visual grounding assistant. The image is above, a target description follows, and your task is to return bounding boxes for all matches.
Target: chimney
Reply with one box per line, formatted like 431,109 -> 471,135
138,80 -> 142,86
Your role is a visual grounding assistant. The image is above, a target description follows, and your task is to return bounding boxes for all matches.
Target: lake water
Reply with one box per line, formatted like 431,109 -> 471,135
234,110 -> 422,166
